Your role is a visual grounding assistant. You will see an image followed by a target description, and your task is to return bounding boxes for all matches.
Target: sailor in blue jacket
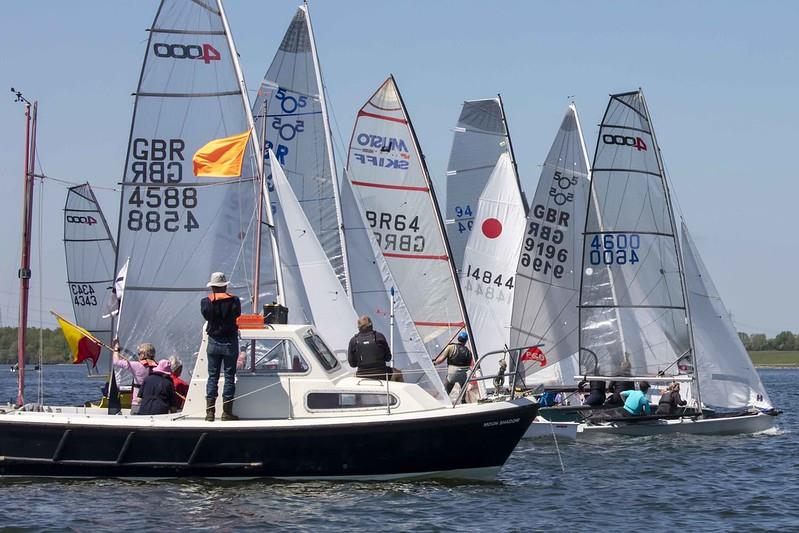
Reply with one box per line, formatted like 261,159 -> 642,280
620,381 -> 652,416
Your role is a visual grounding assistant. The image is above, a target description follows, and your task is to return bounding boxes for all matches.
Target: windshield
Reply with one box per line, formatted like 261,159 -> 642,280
304,334 -> 340,372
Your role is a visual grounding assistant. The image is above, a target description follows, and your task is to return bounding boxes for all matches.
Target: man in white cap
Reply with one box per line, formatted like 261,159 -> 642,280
201,272 -> 242,421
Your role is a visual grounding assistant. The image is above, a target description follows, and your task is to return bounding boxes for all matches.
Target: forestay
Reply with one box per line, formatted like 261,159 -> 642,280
64,183 -> 116,369
445,98 -> 514,268
114,0 -> 263,369
462,153 -> 525,377
346,76 -> 467,358
580,90 -> 690,378
681,222 -> 772,410
510,105 -> 590,384
251,5 -> 348,288
341,172 -> 449,402
270,150 -> 356,359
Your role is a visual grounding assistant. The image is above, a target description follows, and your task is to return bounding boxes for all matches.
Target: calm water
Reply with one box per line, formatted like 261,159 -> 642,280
0,366 -> 797,531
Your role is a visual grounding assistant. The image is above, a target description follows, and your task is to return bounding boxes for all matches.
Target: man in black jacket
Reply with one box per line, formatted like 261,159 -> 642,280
201,272 -> 241,421
347,315 -> 402,381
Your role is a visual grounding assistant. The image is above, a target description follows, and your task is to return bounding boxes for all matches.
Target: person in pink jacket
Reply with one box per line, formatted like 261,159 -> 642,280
112,338 -> 157,415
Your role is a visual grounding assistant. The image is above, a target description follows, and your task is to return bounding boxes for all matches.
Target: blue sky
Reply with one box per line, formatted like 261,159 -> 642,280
1,0 -> 797,333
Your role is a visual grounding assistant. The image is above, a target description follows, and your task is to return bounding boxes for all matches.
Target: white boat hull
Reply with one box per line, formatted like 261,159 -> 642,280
578,412 -> 777,437
524,418 -> 579,440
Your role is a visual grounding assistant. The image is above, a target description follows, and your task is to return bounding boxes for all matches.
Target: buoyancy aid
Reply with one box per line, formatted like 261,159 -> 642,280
447,342 -> 472,367
354,331 -> 389,374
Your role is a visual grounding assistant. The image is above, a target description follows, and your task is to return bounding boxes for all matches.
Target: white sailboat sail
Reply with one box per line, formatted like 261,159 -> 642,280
114,0 -> 263,367
251,4 -> 348,288
341,170 -> 448,401
580,90 -> 690,378
461,152 -> 525,377
270,150 -> 356,358
510,105 -> 590,384
64,183 -> 116,369
681,222 -> 772,410
346,75 -> 470,358
445,98 -> 516,268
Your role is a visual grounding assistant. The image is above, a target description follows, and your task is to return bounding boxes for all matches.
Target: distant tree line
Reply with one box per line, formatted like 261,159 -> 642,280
0,327 -> 70,364
738,331 -> 799,351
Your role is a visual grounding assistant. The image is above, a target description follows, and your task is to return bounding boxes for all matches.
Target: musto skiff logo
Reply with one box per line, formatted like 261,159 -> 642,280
66,215 -> 97,226
353,133 -> 411,170
152,43 -> 221,64
602,134 -> 647,151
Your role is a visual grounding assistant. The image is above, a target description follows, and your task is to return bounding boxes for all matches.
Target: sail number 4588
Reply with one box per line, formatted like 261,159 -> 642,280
589,234 -> 640,265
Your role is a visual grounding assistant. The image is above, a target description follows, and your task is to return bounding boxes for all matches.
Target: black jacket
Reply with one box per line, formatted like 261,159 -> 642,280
347,328 -> 391,377
201,292 -> 241,340
137,373 -> 176,415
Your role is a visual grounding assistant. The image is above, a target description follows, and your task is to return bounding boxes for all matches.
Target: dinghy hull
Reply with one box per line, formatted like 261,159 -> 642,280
578,411 -> 777,437
0,401 -> 537,480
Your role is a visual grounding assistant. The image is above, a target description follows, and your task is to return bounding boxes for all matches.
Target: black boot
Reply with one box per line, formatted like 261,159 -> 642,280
205,397 -> 216,422
221,399 -> 239,421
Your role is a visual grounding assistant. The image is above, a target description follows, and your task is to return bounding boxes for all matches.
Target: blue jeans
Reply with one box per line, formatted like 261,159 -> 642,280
206,337 -> 238,401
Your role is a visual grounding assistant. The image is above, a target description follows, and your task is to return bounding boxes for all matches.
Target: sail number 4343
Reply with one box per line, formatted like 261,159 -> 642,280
589,234 -> 640,265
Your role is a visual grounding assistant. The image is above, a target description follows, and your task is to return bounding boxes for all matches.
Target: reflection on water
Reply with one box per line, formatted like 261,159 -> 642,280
0,366 -> 796,531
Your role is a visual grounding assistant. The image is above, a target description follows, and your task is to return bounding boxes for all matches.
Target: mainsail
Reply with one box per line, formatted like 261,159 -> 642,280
510,105 -> 590,383
445,98 -> 518,268
270,150 -> 356,357
346,75 -> 471,358
114,0 -> 263,367
461,152 -> 525,376
63,183 -> 117,368
681,222 -> 772,410
579,90 -> 691,378
341,170 -> 448,400
251,4 -> 348,288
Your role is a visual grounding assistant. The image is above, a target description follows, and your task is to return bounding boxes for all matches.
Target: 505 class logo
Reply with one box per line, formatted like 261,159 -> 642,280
66,215 -> 97,226
602,134 -> 647,151
152,43 -> 221,64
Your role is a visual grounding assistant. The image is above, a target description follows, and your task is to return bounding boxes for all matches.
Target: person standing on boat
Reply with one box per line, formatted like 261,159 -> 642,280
604,357 -> 635,407
137,359 -> 177,415
347,315 -> 403,381
201,272 -> 241,421
620,381 -> 652,417
434,331 -> 473,397
112,339 -> 157,415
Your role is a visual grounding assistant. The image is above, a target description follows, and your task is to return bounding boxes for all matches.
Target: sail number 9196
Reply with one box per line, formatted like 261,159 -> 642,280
589,234 -> 640,265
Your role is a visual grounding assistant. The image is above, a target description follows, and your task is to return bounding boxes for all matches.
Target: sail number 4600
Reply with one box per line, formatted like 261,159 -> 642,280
589,234 -> 640,265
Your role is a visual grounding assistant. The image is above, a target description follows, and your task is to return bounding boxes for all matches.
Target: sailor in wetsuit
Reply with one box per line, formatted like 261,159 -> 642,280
347,315 -> 403,381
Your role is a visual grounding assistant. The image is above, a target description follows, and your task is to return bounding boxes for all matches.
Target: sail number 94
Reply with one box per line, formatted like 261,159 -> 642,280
589,234 -> 640,265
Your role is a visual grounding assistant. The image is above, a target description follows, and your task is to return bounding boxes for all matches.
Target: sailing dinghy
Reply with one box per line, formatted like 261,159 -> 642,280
0,0 -> 536,480
575,89 -> 778,437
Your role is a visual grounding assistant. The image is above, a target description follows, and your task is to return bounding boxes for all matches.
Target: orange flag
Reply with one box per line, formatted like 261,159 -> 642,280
53,313 -> 102,367
192,129 -> 252,178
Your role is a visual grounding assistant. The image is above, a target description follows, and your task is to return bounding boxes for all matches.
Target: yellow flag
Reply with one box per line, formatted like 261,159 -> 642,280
192,129 -> 251,178
54,314 -> 102,367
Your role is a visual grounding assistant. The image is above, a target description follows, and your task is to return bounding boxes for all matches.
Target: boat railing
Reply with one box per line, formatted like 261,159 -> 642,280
453,344 -> 545,406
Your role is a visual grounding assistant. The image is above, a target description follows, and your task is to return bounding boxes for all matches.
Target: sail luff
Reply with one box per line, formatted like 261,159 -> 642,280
302,3 -> 350,297
390,75 -> 476,357
497,93 -> 526,213
639,90 -> 701,405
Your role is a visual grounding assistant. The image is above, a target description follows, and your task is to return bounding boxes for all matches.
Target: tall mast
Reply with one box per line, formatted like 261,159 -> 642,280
391,75 -> 477,356
217,0 -> 284,307
497,93 -> 527,213
12,88 -> 37,406
303,1 -> 351,298
640,89 -> 702,409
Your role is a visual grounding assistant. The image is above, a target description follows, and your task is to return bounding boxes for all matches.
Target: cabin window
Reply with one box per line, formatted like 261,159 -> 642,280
239,339 -> 309,374
304,334 -> 340,371
306,392 -> 398,410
